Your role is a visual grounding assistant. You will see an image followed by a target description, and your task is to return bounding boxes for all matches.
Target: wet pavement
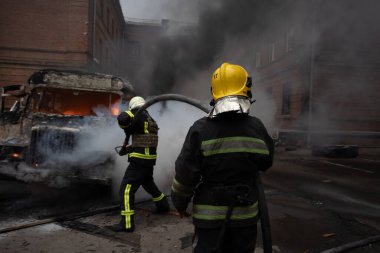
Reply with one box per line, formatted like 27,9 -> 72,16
0,148 -> 379,253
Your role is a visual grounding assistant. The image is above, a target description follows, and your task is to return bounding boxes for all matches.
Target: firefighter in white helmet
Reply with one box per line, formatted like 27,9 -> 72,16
171,63 -> 274,252
107,96 -> 169,232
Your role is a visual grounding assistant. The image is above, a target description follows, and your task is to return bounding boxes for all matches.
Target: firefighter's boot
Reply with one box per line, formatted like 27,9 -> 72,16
154,195 -> 170,214
106,216 -> 134,232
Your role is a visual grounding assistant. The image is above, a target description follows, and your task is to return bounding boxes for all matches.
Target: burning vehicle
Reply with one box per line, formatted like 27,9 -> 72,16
0,69 -> 133,186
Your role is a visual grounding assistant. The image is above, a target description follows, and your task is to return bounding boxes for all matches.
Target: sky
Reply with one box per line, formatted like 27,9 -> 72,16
120,0 -> 162,20
119,0 -> 198,22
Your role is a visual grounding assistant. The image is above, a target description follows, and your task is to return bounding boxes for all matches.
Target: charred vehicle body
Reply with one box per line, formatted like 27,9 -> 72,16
0,69 -> 133,186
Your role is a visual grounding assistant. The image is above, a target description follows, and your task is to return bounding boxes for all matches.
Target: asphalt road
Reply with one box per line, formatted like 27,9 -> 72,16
0,177 -> 115,222
0,148 -> 379,253
261,148 -> 380,253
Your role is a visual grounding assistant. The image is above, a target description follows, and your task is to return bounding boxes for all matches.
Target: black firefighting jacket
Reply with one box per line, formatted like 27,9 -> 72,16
117,108 -> 159,166
171,112 -> 274,228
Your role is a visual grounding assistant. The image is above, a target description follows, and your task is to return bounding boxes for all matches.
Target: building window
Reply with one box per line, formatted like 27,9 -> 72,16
268,43 -> 275,63
286,30 -> 294,52
255,52 -> 261,68
282,83 -> 291,115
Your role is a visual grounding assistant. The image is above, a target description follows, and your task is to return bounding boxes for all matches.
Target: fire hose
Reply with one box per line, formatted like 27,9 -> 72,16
129,93 -> 273,253
318,235 -> 380,253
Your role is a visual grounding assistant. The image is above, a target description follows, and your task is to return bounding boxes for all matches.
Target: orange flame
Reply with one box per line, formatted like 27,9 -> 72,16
111,99 -> 121,116
11,153 -> 20,158
112,107 -> 120,116
63,110 -> 78,115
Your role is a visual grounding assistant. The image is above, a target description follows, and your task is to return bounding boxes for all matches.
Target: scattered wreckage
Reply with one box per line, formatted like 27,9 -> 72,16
0,69 -> 133,186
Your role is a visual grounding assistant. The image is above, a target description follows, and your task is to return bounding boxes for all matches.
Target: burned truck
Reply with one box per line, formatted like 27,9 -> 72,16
0,69 -> 133,186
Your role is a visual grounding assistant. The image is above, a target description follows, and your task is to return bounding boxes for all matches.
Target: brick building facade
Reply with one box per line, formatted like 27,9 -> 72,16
0,0 -> 125,86
253,0 -> 380,146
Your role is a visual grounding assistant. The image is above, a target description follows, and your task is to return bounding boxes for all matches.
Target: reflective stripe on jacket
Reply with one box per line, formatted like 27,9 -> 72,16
193,202 -> 258,220
171,113 -> 274,228
117,109 -> 158,165
201,136 -> 270,156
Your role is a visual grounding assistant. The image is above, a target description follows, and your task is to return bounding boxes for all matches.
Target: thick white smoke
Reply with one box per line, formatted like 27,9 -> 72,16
250,89 -> 277,135
2,100 -> 206,199
4,114 -> 125,188
122,0 -> 279,136
124,101 -> 206,200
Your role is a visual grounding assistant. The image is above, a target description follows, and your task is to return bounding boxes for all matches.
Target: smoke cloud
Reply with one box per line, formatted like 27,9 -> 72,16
305,0 -> 380,144
124,0 -> 380,147
128,0 -> 280,132
119,101 -> 206,200
2,113 -> 124,188
144,0 -> 275,94
2,99 -> 205,202
9,0 -> 376,192
9,0 -> 379,194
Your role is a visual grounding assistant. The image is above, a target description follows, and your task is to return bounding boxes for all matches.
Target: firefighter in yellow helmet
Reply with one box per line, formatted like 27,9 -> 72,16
107,96 -> 169,232
171,63 -> 274,252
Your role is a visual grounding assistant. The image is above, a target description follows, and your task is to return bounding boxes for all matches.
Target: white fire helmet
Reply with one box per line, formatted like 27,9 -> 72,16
128,96 -> 146,110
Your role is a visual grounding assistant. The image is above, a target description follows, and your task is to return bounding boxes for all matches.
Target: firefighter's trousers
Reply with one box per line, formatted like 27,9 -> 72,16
193,225 -> 257,253
119,162 -> 165,230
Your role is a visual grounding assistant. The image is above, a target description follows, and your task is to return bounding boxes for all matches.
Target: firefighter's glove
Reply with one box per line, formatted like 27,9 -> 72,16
119,145 -> 131,156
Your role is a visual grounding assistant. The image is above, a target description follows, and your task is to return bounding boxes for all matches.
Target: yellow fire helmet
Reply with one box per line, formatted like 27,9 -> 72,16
211,62 -> 252,101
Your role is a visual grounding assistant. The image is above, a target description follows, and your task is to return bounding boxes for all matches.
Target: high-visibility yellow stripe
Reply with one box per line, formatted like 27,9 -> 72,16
171,178 -> 193,197
144,121 -> 150,156
126,111 -> 134,118
193,202 -> 258,220
202,137 -> 265,145
201,136 -> 269,157
152,193 -> 165,202
129,152 -> 157,159
124,112 -> 156,160
193,212 -> 258,220
204,148 -> 269,156
123,184 -> 133,229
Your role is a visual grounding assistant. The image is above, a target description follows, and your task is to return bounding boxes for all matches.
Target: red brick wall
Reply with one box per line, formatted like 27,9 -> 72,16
0,0 -> 126,86
0,0 -> 91,85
